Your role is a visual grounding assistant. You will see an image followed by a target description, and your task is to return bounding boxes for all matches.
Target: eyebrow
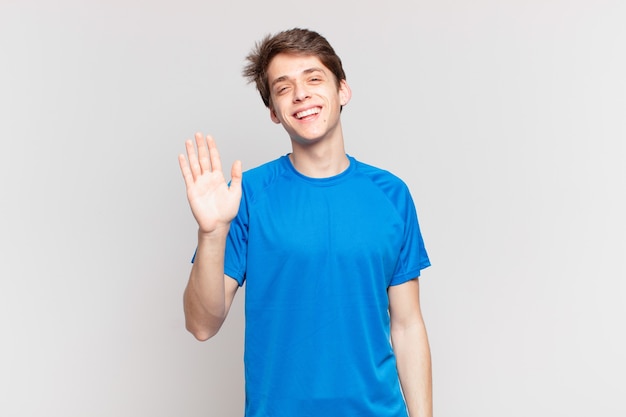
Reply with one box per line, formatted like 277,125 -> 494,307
270,67 -> 326,89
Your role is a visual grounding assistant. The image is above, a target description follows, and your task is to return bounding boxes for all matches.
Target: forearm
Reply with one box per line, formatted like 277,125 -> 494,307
183,228 -> 230,340
392,321 -> 433,417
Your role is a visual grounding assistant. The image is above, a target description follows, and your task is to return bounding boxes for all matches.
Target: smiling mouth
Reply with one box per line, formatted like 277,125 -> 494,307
295,107 -> 321,119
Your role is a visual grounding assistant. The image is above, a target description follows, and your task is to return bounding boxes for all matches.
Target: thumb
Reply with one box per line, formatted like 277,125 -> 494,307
229,160 -> 243,192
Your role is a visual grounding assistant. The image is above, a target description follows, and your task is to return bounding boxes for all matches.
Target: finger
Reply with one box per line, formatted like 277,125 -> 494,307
229,160 -> 243,192
195,132 -> 211,173
206,135 -> 223,174
178,153 -> 193,188
186,138 -> 201,180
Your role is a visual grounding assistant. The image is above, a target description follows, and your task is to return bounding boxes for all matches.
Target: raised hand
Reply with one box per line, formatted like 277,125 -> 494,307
178,133 -> 242,234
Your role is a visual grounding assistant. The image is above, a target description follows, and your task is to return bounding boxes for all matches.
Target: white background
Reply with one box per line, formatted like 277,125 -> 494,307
1,0 -> 624,416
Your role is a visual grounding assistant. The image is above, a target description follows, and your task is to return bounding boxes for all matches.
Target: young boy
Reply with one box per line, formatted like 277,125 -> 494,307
179,28 -> 432,417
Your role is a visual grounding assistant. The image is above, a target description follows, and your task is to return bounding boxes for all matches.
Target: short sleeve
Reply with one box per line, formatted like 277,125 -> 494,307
389,186 -> 431,286
223,185 -> 249,286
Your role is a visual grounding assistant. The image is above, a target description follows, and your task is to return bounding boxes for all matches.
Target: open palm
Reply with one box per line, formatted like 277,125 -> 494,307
178,133 -> 242,234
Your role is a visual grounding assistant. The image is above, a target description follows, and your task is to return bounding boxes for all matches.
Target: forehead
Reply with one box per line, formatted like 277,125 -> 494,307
267,53 -> 329,83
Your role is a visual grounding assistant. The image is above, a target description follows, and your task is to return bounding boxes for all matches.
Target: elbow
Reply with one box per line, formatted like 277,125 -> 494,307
186,320 -> 222,342
183,294 -> 226,341
187,326 -> 215,342
191,331 -> 215,342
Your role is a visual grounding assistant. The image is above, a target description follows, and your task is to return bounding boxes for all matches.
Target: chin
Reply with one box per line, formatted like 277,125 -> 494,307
292,135 -> 325,146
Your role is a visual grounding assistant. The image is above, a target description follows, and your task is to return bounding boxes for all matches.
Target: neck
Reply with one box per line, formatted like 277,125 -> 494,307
289,139 -> 349,178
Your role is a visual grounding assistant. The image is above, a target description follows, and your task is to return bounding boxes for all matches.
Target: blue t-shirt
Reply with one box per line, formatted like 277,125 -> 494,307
224,155 -> 430,417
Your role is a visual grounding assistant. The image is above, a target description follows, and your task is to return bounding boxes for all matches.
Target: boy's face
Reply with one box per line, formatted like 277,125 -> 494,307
267,53 -> 351,146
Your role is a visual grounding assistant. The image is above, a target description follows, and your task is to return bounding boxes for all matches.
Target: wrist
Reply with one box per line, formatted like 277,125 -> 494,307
197,224 -> 230,241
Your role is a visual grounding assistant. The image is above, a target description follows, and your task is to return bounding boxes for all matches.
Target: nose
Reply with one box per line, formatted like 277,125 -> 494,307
292,81 -> 310,102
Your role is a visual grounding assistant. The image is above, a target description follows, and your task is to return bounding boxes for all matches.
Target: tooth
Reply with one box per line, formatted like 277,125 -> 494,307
297,108 -> 319,119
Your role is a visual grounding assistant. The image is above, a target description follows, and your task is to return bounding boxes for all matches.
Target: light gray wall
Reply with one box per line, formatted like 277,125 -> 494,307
1,1 -> 624,416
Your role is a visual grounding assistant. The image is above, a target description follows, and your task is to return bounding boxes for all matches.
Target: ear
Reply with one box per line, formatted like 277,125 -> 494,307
338,80 -> 352,106
269,106 -> 281,124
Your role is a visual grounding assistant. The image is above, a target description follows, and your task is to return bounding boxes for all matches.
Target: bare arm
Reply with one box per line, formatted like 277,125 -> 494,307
389,279 -> 433,417
178,132 -> 242,341
183,233 -> 240,341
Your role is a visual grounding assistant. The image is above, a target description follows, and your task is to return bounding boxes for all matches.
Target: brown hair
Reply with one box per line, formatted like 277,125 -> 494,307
242,28 -> 346,108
